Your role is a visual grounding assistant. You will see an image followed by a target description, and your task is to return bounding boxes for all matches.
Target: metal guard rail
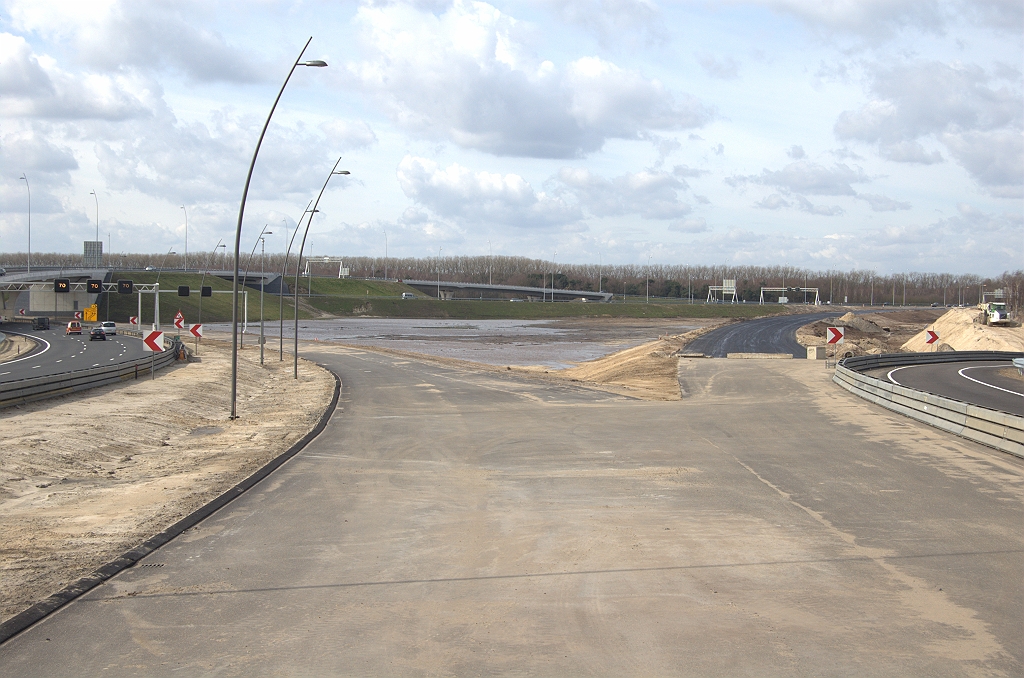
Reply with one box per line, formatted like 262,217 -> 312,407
0,338 -> 185,409
833,351 -> 1024,459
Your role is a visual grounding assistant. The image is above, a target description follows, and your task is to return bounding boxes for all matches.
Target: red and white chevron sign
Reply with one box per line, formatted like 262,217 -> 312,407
189,324 -> 203,338
173,310 -> 185,329
826,326 -> 845,344
142,330 -> 164,352
925,330 -> 939,344
18,308 -> 25,315
129,316 -> 139,326
74,311 -> 82,320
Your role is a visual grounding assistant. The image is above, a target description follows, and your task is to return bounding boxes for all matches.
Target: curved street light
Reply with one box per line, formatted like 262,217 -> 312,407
89,190 -> 99,243
230,37 -> 327,419
19,174 -> 30,273
293,158 -> 349,378
181,206 -> 189,271
280,205 -> 310,360
241,225 -> 273,347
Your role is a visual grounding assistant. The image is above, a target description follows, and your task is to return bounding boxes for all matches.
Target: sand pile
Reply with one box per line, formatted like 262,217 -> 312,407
901,308 -> 1024,352
836,311 -> 884,333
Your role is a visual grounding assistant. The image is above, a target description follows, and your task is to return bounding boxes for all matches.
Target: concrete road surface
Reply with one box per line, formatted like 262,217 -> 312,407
884,360 -> 1024,416
1,351 -> 1021,676
685,311 -> 840,356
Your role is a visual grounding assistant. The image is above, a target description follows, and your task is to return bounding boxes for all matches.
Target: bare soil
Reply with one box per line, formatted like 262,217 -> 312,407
0,340 -> 334,624
797,309 -> 947,355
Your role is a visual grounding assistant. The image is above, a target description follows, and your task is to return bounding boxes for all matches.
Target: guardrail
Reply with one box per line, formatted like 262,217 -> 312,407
0,338 -> 185,409
833,351 -> 1024,459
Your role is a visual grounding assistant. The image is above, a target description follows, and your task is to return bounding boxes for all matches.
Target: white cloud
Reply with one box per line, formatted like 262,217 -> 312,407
755,194 -> 789,210
856,193 -> 912,211
6,0 -> 263,82
729,160 -> 869,196
397,155 -> 582,228
320,119 -> 378,151
0,33 -> 153,120
697,53 -> 739,80
794,194 -> 843,216
835,60 -> 1022,196
668,217 -> 708,233
543,0 -> 666,46
787,145 -> 805,159
347,0 -> 710,158
556,167 -> 692,219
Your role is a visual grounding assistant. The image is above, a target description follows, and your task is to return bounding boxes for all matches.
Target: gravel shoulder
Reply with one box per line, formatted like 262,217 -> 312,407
0,340 -> 334,624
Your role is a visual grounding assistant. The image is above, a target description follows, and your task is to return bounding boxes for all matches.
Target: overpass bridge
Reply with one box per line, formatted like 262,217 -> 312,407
401,279 -> 613,302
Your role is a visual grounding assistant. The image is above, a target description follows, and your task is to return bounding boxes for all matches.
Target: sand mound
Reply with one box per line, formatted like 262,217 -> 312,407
837,311 -> 884,333
901,308 -> 1024,352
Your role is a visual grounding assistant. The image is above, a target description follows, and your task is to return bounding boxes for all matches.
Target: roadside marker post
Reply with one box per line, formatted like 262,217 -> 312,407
73,311 -> 82,320
925,330 -> 939,351
143,330 -> 164,380
173,310 -> 185,330
826,326 -> 845,368
129,316 -> 139,326
189,323 -> 203,354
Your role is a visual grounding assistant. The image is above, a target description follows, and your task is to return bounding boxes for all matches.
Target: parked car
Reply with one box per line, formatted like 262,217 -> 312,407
66,321 -> 83,335
401,292 -> 416,299
89,327 -> 106,341
31,317 -> 50,330
100,321 -> 117,335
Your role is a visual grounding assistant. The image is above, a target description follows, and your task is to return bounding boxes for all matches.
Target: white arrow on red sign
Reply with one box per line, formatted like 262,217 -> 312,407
189,324 -> 203,338
925,330 -> 939,344
826,326 -> 845,344
142,330 -> 164,352
173,310 -> 185,329
129,316 -> 139,325
74,311 -> 82,320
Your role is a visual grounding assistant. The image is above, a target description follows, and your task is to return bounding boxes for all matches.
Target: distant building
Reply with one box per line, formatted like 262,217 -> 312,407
83,240 -> 103,267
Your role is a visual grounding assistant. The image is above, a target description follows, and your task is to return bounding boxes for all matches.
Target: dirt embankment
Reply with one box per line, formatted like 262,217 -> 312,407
0,332 -> 37,362
0,340 -> 335,625
797,309 -> 947,355
901,308 -> 1024,352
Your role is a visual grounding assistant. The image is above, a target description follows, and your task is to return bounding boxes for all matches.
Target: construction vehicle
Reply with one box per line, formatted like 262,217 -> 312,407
982,301 -> 1012,325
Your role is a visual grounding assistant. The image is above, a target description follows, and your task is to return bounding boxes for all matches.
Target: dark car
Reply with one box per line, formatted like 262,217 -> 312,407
89,327 -> 106,341
32,317 -> 50,330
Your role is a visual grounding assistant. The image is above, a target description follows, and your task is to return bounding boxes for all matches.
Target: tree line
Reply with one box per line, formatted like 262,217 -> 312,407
4,251 -> 1021,311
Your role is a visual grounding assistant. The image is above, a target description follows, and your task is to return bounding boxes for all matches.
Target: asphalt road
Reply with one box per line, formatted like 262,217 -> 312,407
0,324 -> 148,383
685,310 -> 841,356
885,360 -> 1024,416
1,352 -> 1020,675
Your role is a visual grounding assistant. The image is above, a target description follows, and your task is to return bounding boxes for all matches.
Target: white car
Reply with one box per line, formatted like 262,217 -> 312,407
100,321 -> 117,335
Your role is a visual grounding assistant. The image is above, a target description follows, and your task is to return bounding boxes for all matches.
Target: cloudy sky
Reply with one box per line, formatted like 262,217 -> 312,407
0,0 -> 1021,275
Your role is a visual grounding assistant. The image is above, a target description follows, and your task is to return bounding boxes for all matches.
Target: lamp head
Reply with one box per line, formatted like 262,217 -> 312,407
301,60 -> 328,67
334,170 -> 351,175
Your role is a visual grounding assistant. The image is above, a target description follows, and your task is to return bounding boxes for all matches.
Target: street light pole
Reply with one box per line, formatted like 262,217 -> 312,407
647,254 -> 651,304
198,240 -> 225,334
230,36 -> 327,418
19,174 -> 30,273
154,248 -> 175,330
241,225 -> 272,348
260,235 -> 267,365
294,159 -> 349,378
89,190 -> 99,242
281,205 -> 310,361
437,246 -> 442,299
181,206 -> 188,271
383,228 -> 388,281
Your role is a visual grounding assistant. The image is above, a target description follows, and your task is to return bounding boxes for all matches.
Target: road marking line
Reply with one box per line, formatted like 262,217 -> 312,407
0,331 -> 51,366
958,366 -> 1024,398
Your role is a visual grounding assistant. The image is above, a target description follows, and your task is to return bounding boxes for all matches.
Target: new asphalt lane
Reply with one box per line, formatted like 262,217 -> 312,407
0,350 -> 1020,674
684,310 -> 841,356
0,325 -> 149,383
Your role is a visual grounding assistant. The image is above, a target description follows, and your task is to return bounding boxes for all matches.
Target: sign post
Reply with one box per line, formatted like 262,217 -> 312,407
143,330 -> 164,380
189,323 -> 203,354
826,326 -> 845,367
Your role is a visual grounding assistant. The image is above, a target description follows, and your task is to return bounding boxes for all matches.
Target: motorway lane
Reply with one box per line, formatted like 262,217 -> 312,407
0,325 -> 149,383
685,310 -> 841,356
885,360 -> 1024,416
1,352 -> 1020,674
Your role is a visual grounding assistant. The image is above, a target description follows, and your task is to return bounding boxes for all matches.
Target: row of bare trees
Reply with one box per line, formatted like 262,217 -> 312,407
3,252 -> 1020,311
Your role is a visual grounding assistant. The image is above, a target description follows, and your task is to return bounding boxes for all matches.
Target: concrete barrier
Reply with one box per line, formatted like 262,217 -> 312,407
834,351 -> 1024,459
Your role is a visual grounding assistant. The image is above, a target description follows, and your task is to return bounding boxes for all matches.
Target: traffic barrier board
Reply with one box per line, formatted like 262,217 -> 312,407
143,331 -> 164,352
826,326 -> 845,344
18,308 -> 25,315
73,311 -> 83,320
925,330 -> 939,344
129,316 -> 139,326
173,310 -> 185,329
189,324 -> 203,338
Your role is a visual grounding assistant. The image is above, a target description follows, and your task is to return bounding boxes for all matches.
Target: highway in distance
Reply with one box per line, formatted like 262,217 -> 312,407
0,324 -> 150,383
1,348 -> 1020,675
